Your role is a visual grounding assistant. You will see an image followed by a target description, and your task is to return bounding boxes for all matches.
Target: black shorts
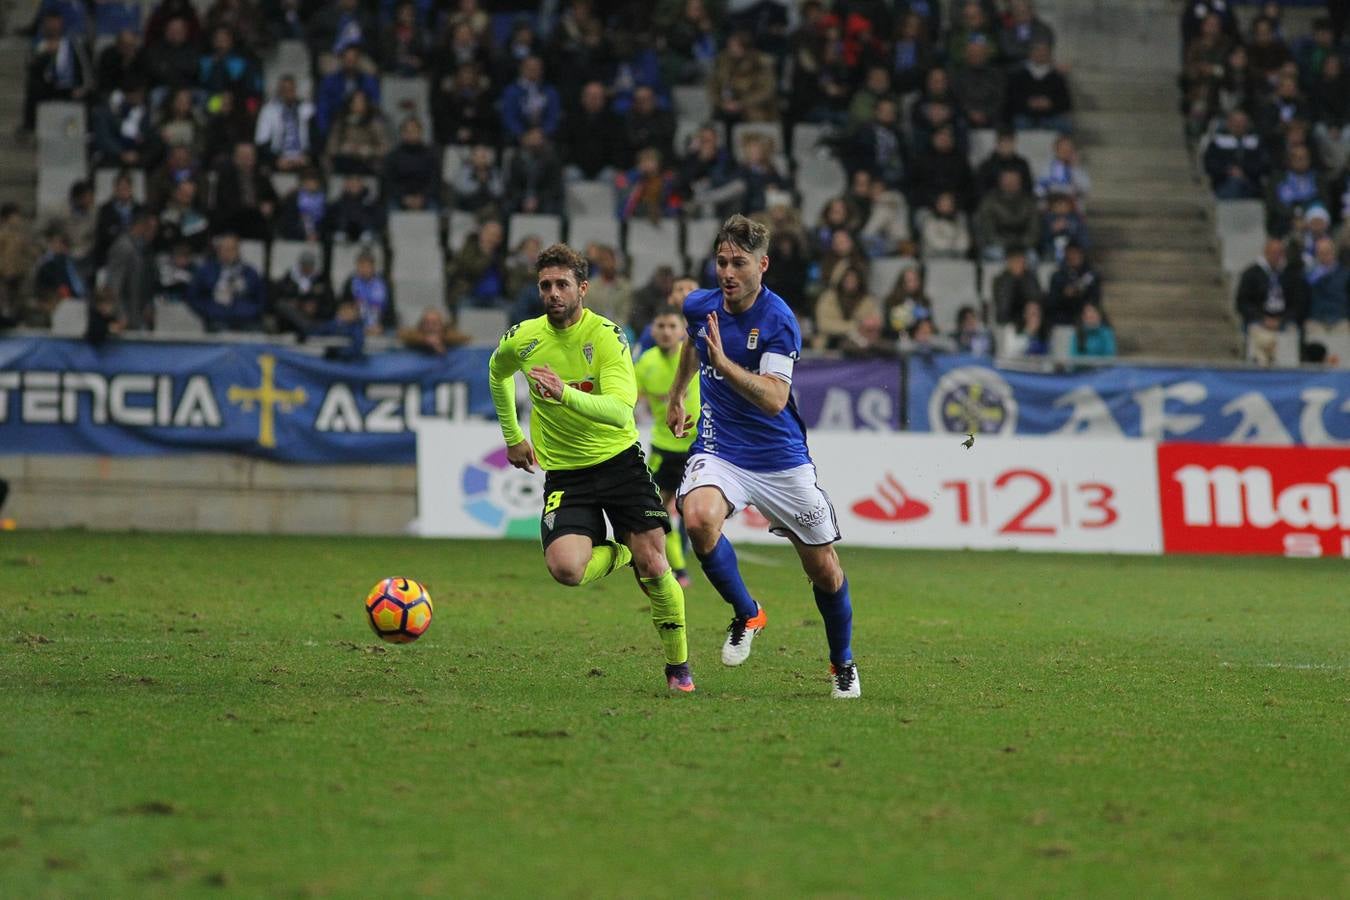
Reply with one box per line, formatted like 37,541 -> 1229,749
647,446 -> 690,493
540,443 -> 671,547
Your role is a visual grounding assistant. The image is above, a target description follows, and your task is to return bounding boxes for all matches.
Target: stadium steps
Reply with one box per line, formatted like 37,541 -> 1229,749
0,37 -> 35,214
1072,65 -> 1239,361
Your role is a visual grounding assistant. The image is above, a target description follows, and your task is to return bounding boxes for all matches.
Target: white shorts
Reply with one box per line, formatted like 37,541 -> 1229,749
677,453 -> 841,546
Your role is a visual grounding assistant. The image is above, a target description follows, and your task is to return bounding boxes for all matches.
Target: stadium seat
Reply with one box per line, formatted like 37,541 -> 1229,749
36,162 -> 84,214
566,215 -> 621,251
565,180 -> 614,219
797,153 -> 847,194
456,307 -> 508,344
625,219 -> 681,261
1273,328 -> 1301,367
36,102 -> 86,140
270,172 -> 299,198
507,213 -> 562,247
979,261 -> 1005,298
684,217 -> 721,264
868,256 -> 916,298
967,128 -> 997,166
1215,199 -> 1265,235
629,251 -> 682,288
1019,130 -> 1060,178
331,242 -> 385,281
1320,332 -> 1350,368
1218,201 -> 1266,280
268,240 -> 316,280
50,298 -> 87,337
388,210 -> 439,246
395,279 -> 445,325
93,168 -> 146,204
239,239 -> 267,273
1049,325 -> 1076,360
799,185 -> 836,230
441,144 -> 473,184
381,76 -> 430,127
446,209 -> 479,251
790,123 -> 833,162
672,85 -> 711,122
924,259 -> 981,331
153,297 -> 205,335
266,40 -> 311,88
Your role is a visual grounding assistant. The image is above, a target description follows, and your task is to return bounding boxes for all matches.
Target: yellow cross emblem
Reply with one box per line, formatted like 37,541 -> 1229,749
227,353 -> 307,448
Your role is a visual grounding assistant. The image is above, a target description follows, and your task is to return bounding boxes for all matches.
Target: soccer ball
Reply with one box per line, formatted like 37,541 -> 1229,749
364,577 -> 434,643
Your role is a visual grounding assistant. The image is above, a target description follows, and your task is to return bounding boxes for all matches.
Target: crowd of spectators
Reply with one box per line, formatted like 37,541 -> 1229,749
1187,0 -> 1350,363
2,0 -> 1111,360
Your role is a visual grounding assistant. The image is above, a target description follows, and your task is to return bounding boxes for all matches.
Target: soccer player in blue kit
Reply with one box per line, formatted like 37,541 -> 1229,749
665,215 -> 859,698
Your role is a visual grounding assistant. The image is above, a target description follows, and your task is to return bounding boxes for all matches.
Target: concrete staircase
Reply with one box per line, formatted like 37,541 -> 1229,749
1073,72 -> 1239,360
0,36 -> 36,215
1035,0 -> 1241,361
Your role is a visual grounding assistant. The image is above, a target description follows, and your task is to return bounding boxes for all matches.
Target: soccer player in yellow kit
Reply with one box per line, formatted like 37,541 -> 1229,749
487,244 -> 693,692
634,303 -> 700,587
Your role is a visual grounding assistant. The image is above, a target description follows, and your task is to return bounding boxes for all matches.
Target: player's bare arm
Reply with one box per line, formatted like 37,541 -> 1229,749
704,312 -> 790,416
667,339 -> 700,438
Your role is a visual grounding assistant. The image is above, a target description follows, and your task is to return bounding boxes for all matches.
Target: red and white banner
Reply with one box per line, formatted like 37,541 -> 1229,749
1157,443 -> 1350,557
719,434 -> 1162,553
415,424 -> 1348,557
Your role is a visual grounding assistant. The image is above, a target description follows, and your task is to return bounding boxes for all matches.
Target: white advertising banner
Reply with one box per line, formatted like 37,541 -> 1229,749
416,424 -> 1162,554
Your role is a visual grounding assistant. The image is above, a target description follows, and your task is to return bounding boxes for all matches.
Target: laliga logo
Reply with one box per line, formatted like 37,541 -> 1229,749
929,366 -> 1016,435
1174,465 -> 1350,529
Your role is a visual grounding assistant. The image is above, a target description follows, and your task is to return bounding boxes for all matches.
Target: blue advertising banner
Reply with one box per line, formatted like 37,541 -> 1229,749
907,354 -> 1350,445
791,358 -> 902,431
0,338 -> 495,462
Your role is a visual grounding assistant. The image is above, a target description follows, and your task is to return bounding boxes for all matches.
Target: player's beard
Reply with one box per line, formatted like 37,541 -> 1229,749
544,295 -> 581,328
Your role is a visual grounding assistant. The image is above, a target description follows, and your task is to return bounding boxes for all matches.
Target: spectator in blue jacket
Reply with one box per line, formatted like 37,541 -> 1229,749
316,45 -> 380,138
198,26 -> 261,108
1304,236 -> 1350,345
498,56 -> 561,144
187,233 -> 265,330
1072,303 -> 1116,357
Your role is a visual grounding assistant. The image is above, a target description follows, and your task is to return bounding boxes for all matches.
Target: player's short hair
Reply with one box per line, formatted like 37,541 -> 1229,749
715,214 -> 770,256
652,307 -> 683,321
536,243 -> 589,285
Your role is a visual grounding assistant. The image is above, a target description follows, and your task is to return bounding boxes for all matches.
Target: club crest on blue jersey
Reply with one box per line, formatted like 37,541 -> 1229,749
747,328 -> 759,349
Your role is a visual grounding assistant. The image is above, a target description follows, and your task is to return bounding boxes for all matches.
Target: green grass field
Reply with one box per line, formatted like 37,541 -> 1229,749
1,531 -> 1347,898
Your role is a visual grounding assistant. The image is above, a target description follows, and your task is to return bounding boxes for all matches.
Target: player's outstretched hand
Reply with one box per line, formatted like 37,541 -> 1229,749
666,397 -> 696,438
528,365 -> 565,401
506,439 -> 537,473
704,313 -> 728,373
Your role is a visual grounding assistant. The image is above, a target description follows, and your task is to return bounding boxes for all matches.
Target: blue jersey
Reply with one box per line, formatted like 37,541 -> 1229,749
683,285 -> 811,472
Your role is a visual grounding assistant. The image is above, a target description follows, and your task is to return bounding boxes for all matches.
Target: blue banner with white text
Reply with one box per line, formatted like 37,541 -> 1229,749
906,354 -> 1350,444
0,338 -> 496,462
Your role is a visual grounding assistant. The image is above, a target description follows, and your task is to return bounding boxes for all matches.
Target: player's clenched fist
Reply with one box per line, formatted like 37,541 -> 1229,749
506,439 -> 537,472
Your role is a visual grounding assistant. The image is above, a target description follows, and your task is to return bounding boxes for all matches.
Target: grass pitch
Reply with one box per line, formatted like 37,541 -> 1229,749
1,531 -> 1347,898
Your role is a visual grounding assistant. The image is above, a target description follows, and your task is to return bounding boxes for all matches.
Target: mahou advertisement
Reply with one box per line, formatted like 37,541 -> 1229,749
1157,444 -> 1350,557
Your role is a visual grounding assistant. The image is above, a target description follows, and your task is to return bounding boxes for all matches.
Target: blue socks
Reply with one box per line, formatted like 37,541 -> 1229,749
813,577 -> 853,666
695,536 -> 759,619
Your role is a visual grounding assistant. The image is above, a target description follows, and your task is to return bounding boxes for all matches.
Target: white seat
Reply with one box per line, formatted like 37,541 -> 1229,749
389,211 -> 442,275
790,123 -> 832,161
94,168 -> 146,204
394,278 -> 444,325
1273,327 -> 1301,367
567,215 -> 620,252
381,76 -> 429,126
924,259 -> 981,331
36,102 -> 86,140
507,213 -> 562,247
456,307 -> 508,344
270,171 -> 299,198
672,85 -> 710,122
442,144 -> 473,183
868,256 -> 917,298
1037,261 -> 1058,286
565,180 -> 614,219
625,218 -> 680,259
684,217 -> 721,264
36,163 -> 84,213
268,239 -> 318,279
799,185 -> 837,230
388,210 -> 439,243
331,242 -> 384,281
153,297 -> 205,334
629,251 -> 682,289
238,239 -> 267,273
1215,199 -> 1265,236
796,153 -> 847,194
446,209 -> 479,251
51,298 -> 87,336
1221,228 -> 1266,280
1018,130 -> 1060,178
1318,331 -> 1350,368
1049,324 -> 1076,360
979,261 -> 1005,297
967,128 -> 998,167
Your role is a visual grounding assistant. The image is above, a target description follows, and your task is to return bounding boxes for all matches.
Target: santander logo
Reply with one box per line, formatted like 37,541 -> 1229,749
852,474 -> 931,522
1173,464 -> 1350,529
